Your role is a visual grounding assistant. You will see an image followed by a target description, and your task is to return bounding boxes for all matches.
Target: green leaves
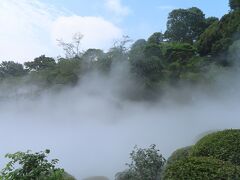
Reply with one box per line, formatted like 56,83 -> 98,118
0,149 -> 65,180
163,129 -> 240,180
165,7 -> 206,44
191,129 -> 240,165
117,144 -> 166,180
163,157 -> 240,180
229,0 -> 240,10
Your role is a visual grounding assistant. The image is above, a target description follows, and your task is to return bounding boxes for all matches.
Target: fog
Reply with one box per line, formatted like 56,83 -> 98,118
0,63 -> 240,179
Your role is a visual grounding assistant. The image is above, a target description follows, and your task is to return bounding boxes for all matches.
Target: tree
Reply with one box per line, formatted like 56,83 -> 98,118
0,149 -> 65,180
196,10 -> 240,56
24,55 -> 56,71
82,49 -> 105,70
82,49 -> 104,63
229,0 -> 240,10
57,32 -> 83,58
147,32 -> 164,44
205,17 -> 219,28
144,44 -> 162,58
116,145 -> 166,180
165,7 -> 206,43
129,39 -> 147,61
0,61 -> 27,78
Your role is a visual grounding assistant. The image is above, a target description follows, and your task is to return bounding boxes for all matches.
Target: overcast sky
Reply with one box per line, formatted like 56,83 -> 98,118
0,0 -> 229,62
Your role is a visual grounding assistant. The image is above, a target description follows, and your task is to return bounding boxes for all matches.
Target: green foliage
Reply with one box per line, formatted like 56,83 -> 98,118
147,32 -> 164,45
0,1 -> 239,98
197,10 -> 240,56
131,56 -> 164,88
129,39 -> 147,61
115,170 -> 136,180
144,44 -> 162,58
0,149 -> 66,180
0,61 -> 27,78
165,7 -> 206,43
205,17 -> 219,28
163,157 -> 240,180
82,49 -> 105,70
161,43 -> 196,63
124,144 -> 166,180
24,55 -> 56,71
191,129 -> 240,165
51,58 -> 81,85
166,146 -> 192,166
62,172 -> 76,180
196,21 -> 220,56
229,0 -> 240,10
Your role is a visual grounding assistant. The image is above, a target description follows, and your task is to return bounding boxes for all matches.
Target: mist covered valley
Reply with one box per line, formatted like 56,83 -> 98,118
0,0 -> 240,179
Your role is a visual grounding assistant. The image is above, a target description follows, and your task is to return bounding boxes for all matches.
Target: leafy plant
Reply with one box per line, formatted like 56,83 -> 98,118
191,129 -> 240,165
116,144 -> 166,180
163,157 -> 240,180
0,149 -> 65,180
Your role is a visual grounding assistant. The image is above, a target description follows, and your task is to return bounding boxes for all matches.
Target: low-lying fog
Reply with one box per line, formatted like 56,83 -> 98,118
0,65 -> 240,179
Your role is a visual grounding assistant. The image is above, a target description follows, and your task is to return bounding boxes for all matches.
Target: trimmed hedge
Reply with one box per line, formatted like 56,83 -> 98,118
166,146 -> 192,166
191,129 -> 240,165
163,157 -> 240,180
63,172 -> 76,180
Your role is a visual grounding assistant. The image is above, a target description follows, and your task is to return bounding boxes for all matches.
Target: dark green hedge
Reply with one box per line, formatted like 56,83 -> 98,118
166,146 -> 192,166
163,157 -> 240,180
191,129 -> 240,165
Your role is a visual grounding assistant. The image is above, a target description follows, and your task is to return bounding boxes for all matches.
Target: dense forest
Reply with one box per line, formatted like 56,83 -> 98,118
0,0 -> 240,179
0,0 -> 239,101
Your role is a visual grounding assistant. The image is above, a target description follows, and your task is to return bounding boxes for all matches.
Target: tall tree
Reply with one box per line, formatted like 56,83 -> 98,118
229,0 -> 240,10
147,32 -> 164,44
165,7 -> 206,44
24,55 -> 56,71
0,61 -> 27,78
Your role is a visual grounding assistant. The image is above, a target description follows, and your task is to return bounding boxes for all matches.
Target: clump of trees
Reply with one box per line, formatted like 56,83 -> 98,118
0,0 -> 239,100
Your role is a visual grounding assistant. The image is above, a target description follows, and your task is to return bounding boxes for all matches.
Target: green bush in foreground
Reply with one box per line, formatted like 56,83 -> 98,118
0,149 -> 70,180
163,157 -> 240,180
166,146 -> 192,166
191,129 -> 240,165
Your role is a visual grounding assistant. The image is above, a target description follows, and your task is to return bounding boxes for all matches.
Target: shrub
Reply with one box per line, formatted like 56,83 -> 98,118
117,144 -> 166,180
166,146 -> 192,166
0,149 -> 66,180
191,129 -> 240,165
163,157 -> 240,180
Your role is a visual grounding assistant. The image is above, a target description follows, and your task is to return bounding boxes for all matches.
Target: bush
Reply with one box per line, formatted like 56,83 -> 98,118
191,129 -> 240,165
0,149 -> 66,180
163,157 -> 240,180
117,144 -> 166,180
63,172 -> 77,180
166,146 -> 192,166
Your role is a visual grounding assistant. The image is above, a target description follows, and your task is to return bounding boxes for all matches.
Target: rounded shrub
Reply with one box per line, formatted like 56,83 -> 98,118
163,157 -> 240,180
166,146 -> 192,166
63,172 -> 76,180
191,129 -> 240,165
